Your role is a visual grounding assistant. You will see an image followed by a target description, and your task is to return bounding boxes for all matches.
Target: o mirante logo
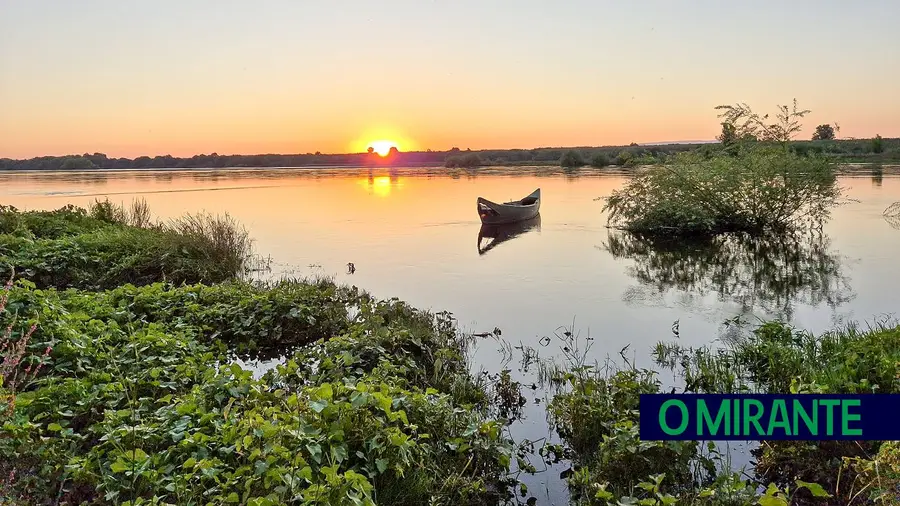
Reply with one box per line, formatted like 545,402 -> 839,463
639,394 -> 893,441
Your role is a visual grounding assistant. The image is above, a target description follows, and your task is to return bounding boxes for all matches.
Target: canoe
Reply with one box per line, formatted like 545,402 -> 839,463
477,215 -> 541,255
477,188 -> 541,225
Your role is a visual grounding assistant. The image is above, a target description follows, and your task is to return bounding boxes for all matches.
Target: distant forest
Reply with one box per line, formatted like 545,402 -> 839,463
2,137 -> 897,171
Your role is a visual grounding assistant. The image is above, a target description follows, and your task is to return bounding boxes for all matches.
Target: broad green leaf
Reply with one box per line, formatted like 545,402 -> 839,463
110,459 -> 129,473
315,384 -> 333,401
758,496 -> 788,506
795,480 -> 831,498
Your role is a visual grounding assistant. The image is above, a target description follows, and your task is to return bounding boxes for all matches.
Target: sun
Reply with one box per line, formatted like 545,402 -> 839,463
368,140 -> 398,157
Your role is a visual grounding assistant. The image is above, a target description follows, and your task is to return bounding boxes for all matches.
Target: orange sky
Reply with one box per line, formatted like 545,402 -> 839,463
1,1 -> 898,159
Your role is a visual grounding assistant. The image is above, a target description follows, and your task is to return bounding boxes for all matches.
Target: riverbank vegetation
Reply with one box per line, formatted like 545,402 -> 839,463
0,279 -> 516,505
650,319 -> 900,504
603,100 -> 843,237
0,200 -> 253,290
530,327 -> 839,505
0,203 -> 520,505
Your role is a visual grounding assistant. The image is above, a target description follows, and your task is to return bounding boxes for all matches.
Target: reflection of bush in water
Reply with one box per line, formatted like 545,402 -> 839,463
885,202 -> 900,230
604,230 -> 853,317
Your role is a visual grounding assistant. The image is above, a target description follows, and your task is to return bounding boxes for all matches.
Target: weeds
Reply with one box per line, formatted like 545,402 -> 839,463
0,278 -> 515,505
653,317 -> 900,503
164,211 -> 253,278
0,203 -> 253,289
0,268 -> 46,416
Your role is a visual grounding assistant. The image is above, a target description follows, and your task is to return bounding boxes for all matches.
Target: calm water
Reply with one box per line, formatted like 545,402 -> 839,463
3,167 -> 900,503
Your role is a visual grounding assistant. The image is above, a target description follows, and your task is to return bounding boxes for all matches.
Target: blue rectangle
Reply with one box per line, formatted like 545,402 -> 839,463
639,394 -> 900,441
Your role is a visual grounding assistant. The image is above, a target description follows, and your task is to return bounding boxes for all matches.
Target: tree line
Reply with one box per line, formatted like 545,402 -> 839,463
1,137 -> 897,171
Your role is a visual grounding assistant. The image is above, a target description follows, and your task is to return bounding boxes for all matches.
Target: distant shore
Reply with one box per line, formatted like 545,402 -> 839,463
1,162 -> 898,177
3,137 -> 899,172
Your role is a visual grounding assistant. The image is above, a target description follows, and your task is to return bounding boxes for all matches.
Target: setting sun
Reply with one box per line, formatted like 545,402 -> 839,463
368,140 -> 398,157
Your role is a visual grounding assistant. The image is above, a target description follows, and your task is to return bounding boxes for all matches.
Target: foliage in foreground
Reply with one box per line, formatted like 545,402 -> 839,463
534,329 -> 835,506
0,279 -> 513,505
0,201 -> 253,290
655,319 -> 900,504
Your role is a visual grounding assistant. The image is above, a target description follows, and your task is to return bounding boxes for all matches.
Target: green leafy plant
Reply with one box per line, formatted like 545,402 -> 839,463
561,150 -> 586,168
603,144 -> 841,236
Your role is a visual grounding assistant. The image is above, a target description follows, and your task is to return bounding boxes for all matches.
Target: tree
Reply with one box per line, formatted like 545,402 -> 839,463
872,135 -> 884,154
367,147 -> 374,154
590,153 -> 610,168
715,99 -> 810,148
59,157 -> 94,170
812,124 -> 835,141
717,122 -> 738,147
559,150 -> 585,168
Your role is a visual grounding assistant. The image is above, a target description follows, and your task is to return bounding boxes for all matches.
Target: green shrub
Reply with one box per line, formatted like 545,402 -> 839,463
0,204 -> 251,289
0,280 -> 513,505
603,145 -> 841,236
654,319 -> 900,502
590,153 -> 610,168
560,150 -> 585,168
445,153 -> 482,168
614,151 -> 635,167
873,134 -> 884,154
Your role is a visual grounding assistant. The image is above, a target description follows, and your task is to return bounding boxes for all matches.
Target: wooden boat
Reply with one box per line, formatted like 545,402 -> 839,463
477,215 -> 541,255
477,188 -> 541,225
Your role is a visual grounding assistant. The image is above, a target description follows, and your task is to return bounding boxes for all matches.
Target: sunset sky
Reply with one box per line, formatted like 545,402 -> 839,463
1,0 -> 898,159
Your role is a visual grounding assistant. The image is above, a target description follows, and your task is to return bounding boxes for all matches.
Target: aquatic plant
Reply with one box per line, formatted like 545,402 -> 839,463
654,318 -> 900,503
603,101 -> 842,237
0,279 -> 515,505
445,152 -> 482,168
0,203 -> 253,289
872,135 -> 884,154
603,145 -> 841,236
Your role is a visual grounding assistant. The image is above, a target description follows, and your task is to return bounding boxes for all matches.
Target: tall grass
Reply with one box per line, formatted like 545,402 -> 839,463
89,197 -> 152,229
1,200 -> 254,289
164,212 -> 252,279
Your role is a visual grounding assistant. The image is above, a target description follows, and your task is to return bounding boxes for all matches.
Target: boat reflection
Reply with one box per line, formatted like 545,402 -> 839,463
477,215 -> 541,255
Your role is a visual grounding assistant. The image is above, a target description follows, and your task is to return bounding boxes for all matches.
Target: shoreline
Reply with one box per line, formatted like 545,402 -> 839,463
1,161 -> 898,175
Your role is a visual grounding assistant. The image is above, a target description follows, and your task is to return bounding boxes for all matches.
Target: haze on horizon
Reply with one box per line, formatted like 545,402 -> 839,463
1,0 -> 898,159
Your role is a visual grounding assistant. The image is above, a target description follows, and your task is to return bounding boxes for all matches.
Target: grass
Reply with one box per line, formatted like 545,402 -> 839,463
0,200 -> 253,289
